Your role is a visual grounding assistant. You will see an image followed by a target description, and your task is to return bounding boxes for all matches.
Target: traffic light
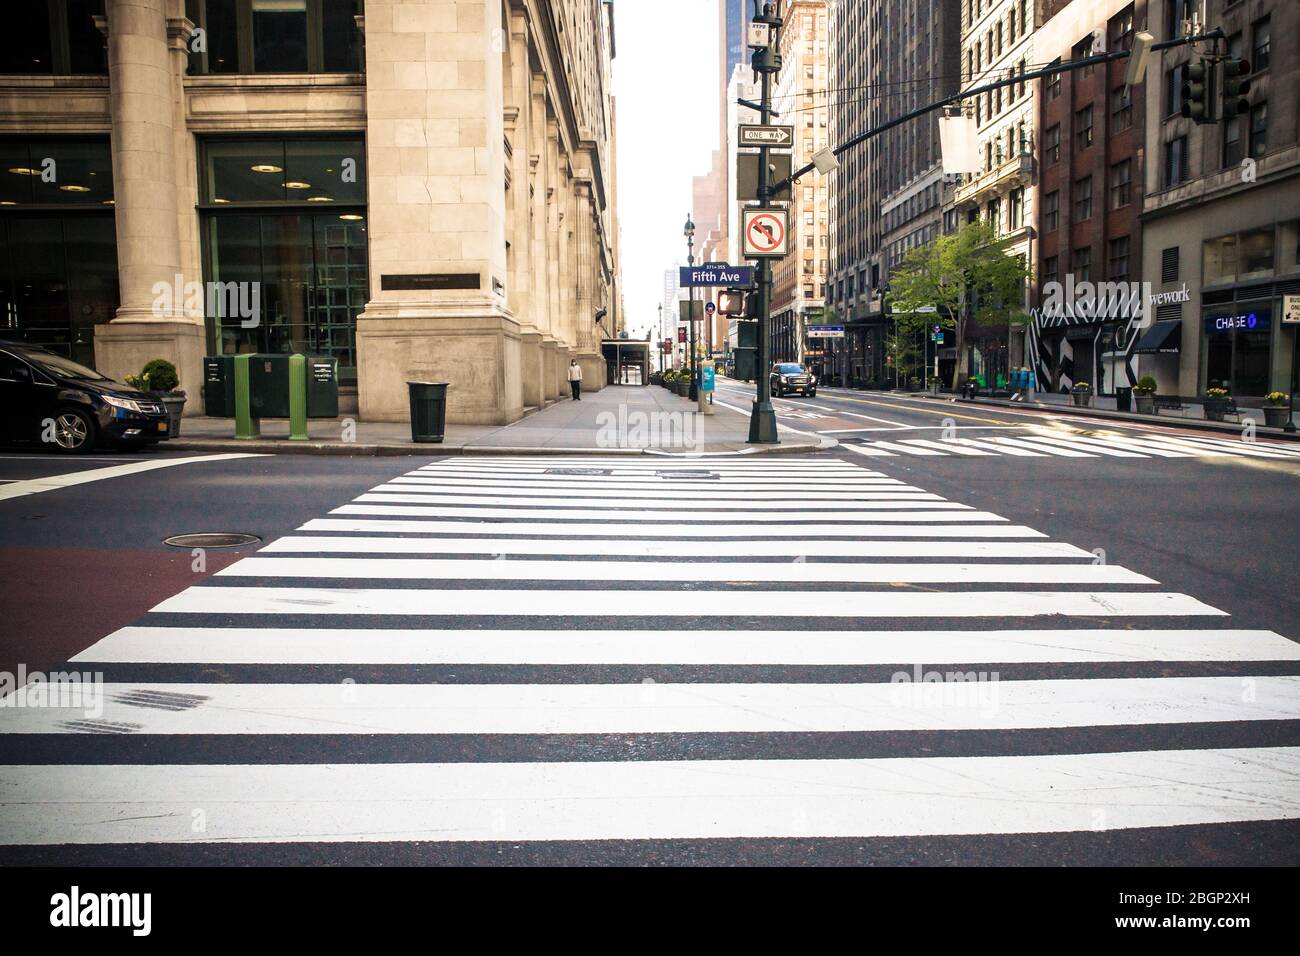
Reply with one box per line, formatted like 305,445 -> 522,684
1220,57 -> 1252,121
1180,58 -> 1215,125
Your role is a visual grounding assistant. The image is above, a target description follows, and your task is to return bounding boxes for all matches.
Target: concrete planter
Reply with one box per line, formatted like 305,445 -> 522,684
157,391 -> 187,437
1134,393 -> 1156,415
1071,391 -> 1092,407
1263,405 -> 1290,428
1204,400 -> 1230,422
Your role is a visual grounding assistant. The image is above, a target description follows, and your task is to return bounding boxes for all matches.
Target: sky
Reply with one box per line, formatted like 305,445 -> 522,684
612,0 -> 721,340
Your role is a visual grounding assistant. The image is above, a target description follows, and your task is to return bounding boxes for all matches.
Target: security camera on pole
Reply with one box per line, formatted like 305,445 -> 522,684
741,0 -> 786,445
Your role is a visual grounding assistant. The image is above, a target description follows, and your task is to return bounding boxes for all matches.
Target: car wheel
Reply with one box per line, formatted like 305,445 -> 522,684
809,389 -> 817,397
49,408 -> 96,454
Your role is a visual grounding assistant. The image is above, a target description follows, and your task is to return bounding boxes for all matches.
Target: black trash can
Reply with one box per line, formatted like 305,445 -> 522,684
1114,386 -> 1132,412
407,382 -> 449,443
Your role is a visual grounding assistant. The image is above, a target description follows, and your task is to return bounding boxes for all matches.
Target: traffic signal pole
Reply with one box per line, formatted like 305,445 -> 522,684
748,5 -> 780,444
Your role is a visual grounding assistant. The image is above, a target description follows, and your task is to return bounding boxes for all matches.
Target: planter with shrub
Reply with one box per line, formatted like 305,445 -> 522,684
1071,382 -> 1092,407
1202,387 -> 1231,422
127,359 -> 186,437
1263,391 -> 1291,429
1133,375 -> 1157,415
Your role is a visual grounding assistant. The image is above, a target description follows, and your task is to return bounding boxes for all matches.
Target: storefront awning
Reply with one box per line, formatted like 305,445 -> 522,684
1131,319 -> 1182,354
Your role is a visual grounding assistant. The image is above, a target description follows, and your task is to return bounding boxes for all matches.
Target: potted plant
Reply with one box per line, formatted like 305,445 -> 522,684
1203,386 -> 1231,422
1071,382 -> 1092,407
1133,375 -> 1157,415
138,359 -> 186,436
1262,391 -> 1291,429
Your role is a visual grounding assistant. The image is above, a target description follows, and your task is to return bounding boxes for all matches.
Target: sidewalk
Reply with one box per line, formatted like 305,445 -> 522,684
164,384 -> 836,456
922,389 -> 1300,441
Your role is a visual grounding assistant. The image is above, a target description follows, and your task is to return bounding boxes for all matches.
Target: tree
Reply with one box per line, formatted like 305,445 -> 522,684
888,219 -> 1031,389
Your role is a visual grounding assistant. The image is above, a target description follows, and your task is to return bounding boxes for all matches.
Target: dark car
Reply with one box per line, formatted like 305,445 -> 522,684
0,342 -> 172,453
770,362 -> 816,397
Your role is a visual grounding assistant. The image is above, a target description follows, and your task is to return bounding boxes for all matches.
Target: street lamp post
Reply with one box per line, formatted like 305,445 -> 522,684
746,1 -> 780,443
685,214 -> 698,402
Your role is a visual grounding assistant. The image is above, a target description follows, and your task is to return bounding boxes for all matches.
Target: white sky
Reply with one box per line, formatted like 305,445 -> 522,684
613,0 -> 721,340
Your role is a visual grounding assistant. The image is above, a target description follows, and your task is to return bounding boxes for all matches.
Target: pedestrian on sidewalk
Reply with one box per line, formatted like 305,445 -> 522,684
568,359 -> 583,400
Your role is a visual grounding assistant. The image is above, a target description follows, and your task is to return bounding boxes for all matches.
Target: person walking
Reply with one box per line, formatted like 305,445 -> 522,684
567,359 -> 583,400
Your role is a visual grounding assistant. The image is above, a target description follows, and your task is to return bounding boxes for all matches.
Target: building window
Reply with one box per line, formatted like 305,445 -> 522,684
1072,247 -> 1092,283
1110,6 -> 1135,52
1075,106 -> 1094,150
1167,0 -> 1187,39
1111,85 -> 1133,131
1252,16 -> 1270,71
185,0 -> 364,75
1249,102 -> 1267,158
1043,255 -> 1058,287
1223,117 -> 1244,168
1009,188 -> 1023,229
1043,190 -> 1059,232
0,0 -> 107,75
1165,64 -> 1187,117
1108,237 -> 1130,281
1045,124 -> 1061,165
1202,230 -> 1277,286
1110,159 -> 1132,208
1073,36 -> 1095,77
1073,176 -> 1092,221
1047,59 -> 1062,100
1164,136 -> 1188,187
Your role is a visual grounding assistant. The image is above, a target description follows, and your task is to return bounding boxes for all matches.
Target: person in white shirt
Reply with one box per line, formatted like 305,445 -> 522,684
567,359 -> 583,400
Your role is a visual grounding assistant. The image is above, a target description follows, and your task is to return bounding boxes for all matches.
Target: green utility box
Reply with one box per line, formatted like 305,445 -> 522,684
248,354 -> 291,418
205,353 -> 339,420
202,356 -> 235,417
306,356 -> 339,418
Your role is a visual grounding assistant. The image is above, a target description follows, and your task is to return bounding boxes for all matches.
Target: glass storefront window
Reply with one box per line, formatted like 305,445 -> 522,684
1202,234 -> 1238,286
0,215 -> 118,367
201,138 -> 364,205
1238,228 -> 1275,279
0,138 -> 114,206
1204,305 -> 1273,396
186,0 -> 363,75
0,1 -> 106,75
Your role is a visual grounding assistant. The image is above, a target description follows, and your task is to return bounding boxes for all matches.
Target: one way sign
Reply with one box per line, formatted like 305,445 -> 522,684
738,124 -> 794,148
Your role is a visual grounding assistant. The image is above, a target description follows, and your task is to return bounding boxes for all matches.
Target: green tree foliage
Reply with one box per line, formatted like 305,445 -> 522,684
888,219 -> 1031,388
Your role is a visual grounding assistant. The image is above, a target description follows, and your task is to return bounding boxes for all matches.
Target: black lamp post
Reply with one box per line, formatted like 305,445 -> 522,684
684,213 -> 698,401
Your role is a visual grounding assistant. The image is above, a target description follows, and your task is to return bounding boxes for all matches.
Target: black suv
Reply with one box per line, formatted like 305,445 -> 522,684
0,342 -> 172,453
770,362 -> 817,397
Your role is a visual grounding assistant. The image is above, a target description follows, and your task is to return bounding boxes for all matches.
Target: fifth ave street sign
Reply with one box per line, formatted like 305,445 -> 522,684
738,124 -> 794,148
679,264 -> 754,287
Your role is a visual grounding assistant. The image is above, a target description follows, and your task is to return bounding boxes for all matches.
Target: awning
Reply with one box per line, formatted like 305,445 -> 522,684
1132,319 -> 1182,354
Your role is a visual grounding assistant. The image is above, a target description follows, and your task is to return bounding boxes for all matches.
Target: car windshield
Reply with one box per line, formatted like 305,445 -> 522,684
24,352 -> 110,382
776,364 -> 805,374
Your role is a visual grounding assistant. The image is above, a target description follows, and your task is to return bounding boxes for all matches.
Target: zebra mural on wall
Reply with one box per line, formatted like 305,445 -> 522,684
1027,279 -> 1149,393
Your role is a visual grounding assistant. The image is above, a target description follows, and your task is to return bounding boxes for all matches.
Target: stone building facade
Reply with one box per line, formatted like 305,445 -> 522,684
0,0 -> 619,425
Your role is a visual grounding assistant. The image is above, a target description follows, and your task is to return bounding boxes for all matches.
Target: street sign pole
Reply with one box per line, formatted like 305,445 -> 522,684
748,9 -> 780,445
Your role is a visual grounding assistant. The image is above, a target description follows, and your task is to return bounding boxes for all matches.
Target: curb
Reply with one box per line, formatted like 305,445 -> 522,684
162,437 -> 837,457
916,393 -> 1300,442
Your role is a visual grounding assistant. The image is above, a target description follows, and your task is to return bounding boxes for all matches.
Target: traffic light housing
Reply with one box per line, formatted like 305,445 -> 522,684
1180,58 -> 1215,125
1220,57 -> 1252,121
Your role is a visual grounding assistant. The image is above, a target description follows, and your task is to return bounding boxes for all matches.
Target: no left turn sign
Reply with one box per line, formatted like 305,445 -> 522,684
742,207 -> 788,258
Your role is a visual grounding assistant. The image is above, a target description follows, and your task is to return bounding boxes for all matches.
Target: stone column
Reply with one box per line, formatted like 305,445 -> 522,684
356,0 -> 523,425
93,0 -> 204,397
574,179 -> 604,391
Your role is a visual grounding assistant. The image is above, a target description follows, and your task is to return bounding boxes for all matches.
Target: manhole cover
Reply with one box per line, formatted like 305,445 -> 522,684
163,532 -> 262,549
545,468 -> 612,476
656,470 -> 719,480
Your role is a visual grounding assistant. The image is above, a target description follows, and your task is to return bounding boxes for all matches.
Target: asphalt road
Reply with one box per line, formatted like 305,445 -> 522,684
0,402 -> 1297,865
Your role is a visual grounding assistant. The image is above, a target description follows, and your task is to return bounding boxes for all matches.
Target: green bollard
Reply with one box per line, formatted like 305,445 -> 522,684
288,353 -> 309,441
233,353 -> 260,439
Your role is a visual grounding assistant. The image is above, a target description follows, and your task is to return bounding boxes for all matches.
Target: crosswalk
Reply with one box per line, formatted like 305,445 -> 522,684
845,429 -> 1300,460
2,454 -> 1299,861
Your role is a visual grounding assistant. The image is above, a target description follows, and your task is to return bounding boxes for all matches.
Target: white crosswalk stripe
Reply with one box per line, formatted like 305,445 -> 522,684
847,430 -> 1300,460
2,454 -> 1297,859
